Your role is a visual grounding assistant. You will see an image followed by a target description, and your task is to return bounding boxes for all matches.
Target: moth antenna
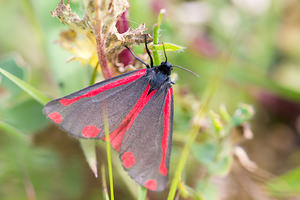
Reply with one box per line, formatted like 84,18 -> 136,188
173,65 -> 200,78
162,42 -> 167,62
144,34 -> 154,68
125,45 -> 150,68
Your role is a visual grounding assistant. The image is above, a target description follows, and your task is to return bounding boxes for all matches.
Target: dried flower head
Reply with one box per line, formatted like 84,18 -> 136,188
51,0 -> 152,78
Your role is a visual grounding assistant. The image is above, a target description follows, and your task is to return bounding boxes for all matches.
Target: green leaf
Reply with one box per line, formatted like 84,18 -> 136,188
0,67 -> 50,105
2,99 -> 48,133
149,42 -> 185,52
196,179 -> 218,200
219,104 -> 231,123
79,140 -> 98,178
209,156 -> 232,176
0,121 -> 29,142
0,56 -> 24,97
192,141 -> 217,166
209,111 -> 223,136
192,141 -> 231,176
232,104 -> 255,126
267,166 -> 300,197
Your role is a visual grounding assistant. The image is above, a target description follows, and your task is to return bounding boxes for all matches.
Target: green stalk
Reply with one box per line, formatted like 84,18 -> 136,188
167,30 -> 239,199
101,165 -> 110,200
90,63 -> 99,85
135,9 -> 166,198
138,186 -> 147,200
152,9 -> 166,66
103,110 -> 114,200
79,64 -> 100,179
167,126 -> 200,199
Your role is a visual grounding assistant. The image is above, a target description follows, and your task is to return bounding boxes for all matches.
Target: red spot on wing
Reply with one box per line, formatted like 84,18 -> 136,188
159,88 -> 173,176
59,69 -> 146,106
82,125 -> 100,138
48,112 -> 62,124
145,179 -> 157,191
121,152 -> 135,168
104,84 -> 157,152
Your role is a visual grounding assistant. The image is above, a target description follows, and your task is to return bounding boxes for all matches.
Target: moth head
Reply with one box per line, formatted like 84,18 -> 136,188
159,61 -> 173,75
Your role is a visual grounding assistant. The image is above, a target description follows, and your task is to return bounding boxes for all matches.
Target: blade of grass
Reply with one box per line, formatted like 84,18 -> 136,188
79,65 -> 100,179
90,63 -> 100,85
101,165 -> 110,200
167,125 -> 203,199
103,108 -> 114,200
110,150 -> 138,198
138,186 -> 147,200
80,140 -> 98,178
0,68 -> 50,105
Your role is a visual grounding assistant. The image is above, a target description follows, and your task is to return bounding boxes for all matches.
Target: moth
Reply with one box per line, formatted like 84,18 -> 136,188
43,40 -> 193,191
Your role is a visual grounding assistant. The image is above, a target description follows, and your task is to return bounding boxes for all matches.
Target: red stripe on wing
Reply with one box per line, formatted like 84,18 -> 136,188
59,69 -> 147,106
159,87 -> 173,176
104,84 -> 157,152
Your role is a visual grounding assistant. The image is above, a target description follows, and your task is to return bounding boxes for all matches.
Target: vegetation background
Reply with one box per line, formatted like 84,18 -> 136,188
0,0 -> 300,199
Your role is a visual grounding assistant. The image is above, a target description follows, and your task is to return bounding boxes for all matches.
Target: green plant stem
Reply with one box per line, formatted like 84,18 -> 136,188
167,28 -> 238,199
167,126 -> 200,199
138,187 -> 147,200
80,140 -> 98,177
103,110 -> 114,200
168,67 -> 222,199
90,63 -> 99,85
101,165 -> 110,200
152,9 -> 165,66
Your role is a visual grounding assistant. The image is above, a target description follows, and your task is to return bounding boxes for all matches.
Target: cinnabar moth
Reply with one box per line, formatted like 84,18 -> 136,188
43,40 -> 175,191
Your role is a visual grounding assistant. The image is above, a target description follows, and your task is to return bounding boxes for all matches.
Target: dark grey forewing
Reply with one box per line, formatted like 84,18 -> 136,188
120,84 -> 174,191
43,69 -> 149,139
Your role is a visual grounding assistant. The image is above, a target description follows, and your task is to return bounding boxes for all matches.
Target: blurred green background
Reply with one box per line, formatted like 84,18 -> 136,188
1,0 -> 300,199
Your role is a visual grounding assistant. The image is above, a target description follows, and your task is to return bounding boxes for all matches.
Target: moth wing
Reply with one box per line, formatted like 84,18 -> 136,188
43,69 -> 149,139
119,85 -> 174,191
